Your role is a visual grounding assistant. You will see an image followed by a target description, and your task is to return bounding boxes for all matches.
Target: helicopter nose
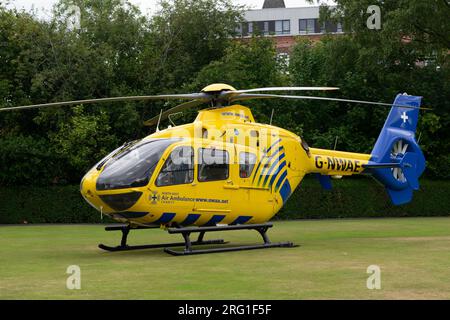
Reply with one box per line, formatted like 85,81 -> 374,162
80,170 -> 100,211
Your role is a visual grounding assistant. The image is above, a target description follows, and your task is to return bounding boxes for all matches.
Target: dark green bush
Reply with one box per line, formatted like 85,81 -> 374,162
0,185 -> 111,224
0,135 -> 66,185
279,178 -> 450,219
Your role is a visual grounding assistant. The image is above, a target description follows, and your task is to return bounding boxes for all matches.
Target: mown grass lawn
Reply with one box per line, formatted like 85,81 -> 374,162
1,217 -> 449,300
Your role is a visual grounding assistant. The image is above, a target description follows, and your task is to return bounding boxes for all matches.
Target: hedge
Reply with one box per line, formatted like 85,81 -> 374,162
279,178 -> 450,219
0,178 -> 449,224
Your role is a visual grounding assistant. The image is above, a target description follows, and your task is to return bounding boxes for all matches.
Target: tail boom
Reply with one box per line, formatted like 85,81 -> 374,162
308,148 -> 371,177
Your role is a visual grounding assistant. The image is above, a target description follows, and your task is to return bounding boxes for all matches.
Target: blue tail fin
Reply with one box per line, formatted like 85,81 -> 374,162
364,94 -> 426,205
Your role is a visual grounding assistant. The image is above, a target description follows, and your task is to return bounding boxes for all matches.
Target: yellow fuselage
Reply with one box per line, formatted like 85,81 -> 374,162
80,105 -> 370,227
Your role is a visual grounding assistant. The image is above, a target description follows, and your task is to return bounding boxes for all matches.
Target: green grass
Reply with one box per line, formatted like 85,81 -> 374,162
1,218 -> 450,300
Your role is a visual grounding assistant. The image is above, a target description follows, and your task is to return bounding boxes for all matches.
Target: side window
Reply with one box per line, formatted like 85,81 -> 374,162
156,146 -> 193,186
198,148 -> 229,182
239,152 -> 257,178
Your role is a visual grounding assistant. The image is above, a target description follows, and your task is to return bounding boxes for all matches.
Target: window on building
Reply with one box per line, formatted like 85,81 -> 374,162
235,23 -> 243,36
337,22 -> 343,33
321,22 -> 326,34
275,20 -> 282,34
308,19 -> 316,33
239,152 -> 257,178
198,148 -> 229,182
282,20 -> 290,34
275,20 -> 290,35
156,146 -> 194,186
299,19 -> 316,34
248,22 -> 253,34
299,19 -> 306,34
264,21 -> 269,35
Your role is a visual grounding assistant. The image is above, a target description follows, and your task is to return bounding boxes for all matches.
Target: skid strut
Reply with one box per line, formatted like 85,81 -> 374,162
164,223 -> 296,256
98,223 -> 296,255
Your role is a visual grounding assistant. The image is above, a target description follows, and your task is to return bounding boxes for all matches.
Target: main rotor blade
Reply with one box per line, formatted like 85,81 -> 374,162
0,93 -> 209,112
219,87 -> 339,100
230,94 -> 431,110
144,99 -> 209,126
234,87 -> 340,93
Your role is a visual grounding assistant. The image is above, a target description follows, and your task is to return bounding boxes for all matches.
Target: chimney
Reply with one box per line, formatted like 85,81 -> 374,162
262,0 -> 286,9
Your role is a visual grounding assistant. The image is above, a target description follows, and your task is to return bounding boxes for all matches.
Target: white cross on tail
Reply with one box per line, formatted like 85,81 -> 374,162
401,112 -> 409,123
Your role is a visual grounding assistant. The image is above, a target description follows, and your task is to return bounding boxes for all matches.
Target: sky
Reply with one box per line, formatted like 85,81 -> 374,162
6,0 -> 329,17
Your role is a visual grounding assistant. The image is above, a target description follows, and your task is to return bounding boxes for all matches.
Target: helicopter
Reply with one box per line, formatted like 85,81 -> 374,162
1,83 -> 426,255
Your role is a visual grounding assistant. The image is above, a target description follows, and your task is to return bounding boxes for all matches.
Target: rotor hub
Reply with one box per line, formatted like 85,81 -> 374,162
201,83 -> 237,93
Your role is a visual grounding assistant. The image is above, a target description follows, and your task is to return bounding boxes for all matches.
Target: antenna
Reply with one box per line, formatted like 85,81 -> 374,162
156,109 -> 163,132
269,109 -> 275,125
333,136 -> 339,150
331,136 -> 343,180
168,112 -> 183,127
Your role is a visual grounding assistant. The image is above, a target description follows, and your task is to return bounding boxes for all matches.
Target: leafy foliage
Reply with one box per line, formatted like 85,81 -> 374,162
0,0 -> 243,185
295,0 -> 450,176
149,0 -> 243,90
0,134 -> 64,185
0,0 -> 449,187
48,106 -> 118,177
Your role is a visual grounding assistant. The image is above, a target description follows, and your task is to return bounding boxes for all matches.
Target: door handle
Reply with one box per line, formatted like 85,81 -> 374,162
193,208 -> 231,213
223,185 -> 239,190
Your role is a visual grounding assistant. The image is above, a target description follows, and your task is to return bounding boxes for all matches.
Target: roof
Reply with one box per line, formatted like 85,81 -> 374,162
262,0 -> 286,9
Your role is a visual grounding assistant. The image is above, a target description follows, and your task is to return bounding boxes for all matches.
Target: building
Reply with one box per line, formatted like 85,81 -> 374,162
237,0 -> 343,53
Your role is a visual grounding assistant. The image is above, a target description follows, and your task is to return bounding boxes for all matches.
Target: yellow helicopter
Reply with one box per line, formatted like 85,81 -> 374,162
1,83 -> 426,255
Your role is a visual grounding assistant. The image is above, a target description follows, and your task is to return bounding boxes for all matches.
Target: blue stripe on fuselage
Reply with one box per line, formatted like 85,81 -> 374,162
265,138 -> 282,154
257,147 -> 284,186
155,212 -> 176,224
252,138 -> 282,182
279,179 -> 292,204
181,214 -> 201,226
204,215 -> 226,226
230,216 -> 253,225
268,163 -> 287,189
275,170 -> 287,191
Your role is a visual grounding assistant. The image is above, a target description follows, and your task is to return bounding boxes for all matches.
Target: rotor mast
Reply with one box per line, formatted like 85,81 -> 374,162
201,83 -> 237,108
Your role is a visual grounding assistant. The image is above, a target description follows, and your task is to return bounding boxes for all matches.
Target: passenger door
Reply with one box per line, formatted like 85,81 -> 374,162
151,145 -> 197,223
193,145 -> 233,225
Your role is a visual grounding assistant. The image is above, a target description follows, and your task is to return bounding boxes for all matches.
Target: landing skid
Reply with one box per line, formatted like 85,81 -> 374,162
99,223 -> 297,255
98,225 -> 227,252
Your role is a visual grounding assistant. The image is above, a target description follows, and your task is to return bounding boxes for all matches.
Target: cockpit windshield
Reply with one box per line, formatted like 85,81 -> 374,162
96,138 -> 179,191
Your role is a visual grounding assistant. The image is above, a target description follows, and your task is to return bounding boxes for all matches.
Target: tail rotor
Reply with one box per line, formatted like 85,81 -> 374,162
391,139 -> 410,183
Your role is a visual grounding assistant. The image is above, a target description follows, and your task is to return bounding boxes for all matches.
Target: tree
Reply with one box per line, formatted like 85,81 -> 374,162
0,1 -> 150,184
147,0 -> 243,90
293,0 -> 450,177
188,37 -> 289,125
0,0 -> 246,185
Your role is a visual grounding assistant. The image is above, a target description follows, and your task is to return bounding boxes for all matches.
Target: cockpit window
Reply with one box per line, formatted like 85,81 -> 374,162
156,146 -> 194,186
94,140 -> 139,171
96,139 -> 179,191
